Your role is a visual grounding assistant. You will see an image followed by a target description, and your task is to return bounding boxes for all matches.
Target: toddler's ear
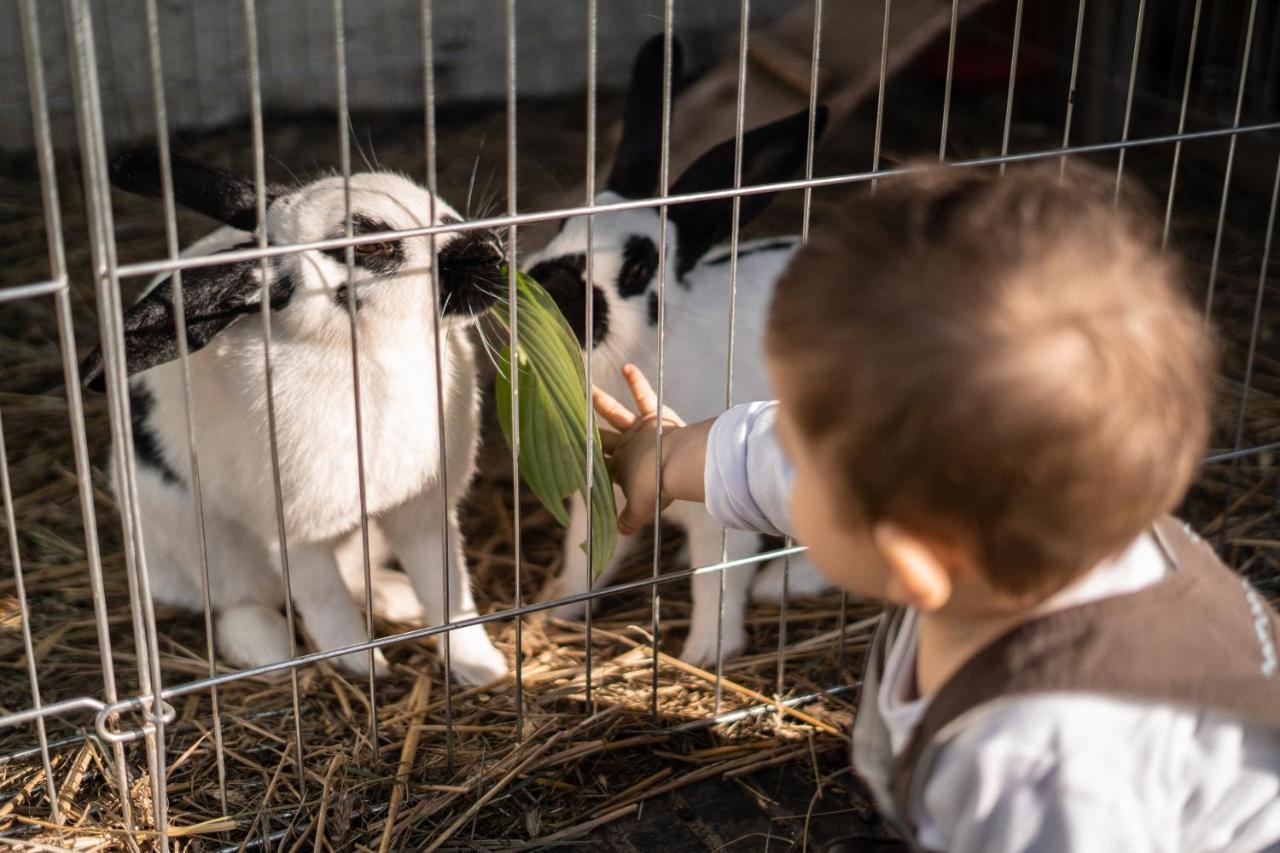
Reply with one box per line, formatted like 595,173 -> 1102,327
873,523 -> 953,611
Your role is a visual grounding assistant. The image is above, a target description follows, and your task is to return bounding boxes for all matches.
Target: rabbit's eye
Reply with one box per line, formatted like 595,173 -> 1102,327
325,216 -> 405,273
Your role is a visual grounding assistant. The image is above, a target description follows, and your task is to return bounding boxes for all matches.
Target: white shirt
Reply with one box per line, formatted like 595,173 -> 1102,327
704,401 -> 1280,853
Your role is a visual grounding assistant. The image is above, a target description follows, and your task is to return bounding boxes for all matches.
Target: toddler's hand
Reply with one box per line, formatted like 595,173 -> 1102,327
593,364 -> 687,536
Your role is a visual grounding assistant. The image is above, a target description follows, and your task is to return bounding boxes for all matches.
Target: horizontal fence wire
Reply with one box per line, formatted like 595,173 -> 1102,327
0,278 -> 68,302
92,120 -> 1280,283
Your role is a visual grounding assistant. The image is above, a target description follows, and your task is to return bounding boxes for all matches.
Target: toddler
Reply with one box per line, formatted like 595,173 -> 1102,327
595,163 -> 1280,851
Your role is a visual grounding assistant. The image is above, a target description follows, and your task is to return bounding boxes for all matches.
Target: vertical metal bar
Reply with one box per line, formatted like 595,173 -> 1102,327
870,0 -> 891,193
1205,0 -> 1261,319
716,0 -> 752,716
775,538 -> 791,713
857,0 -> 896,686
1270,465 -> 1280,573
836,591 -> 850,676
1059,0 -> 1087,177
0,409 -> 63,835
186,2 -> 209,129
651,0 -> 676,719
65,1 -> 171,845
19,0 -> 136,834
331,0 -> 380,752
800,0 -> 824,244
1113,0 -> 1147,203
1162,0 -> 1204,250
795,0 -> 841,674
863,0 -> 894,663
505,0 -> 525,736
242,0 -> 307,795
19,10 -> 67,367
583,0 -> 599,715
999,0 -> 1025,175
420,0 -> 455,770
1219,149 -> 1280,550
938,0 -> 959,161
141,0 -> 229,812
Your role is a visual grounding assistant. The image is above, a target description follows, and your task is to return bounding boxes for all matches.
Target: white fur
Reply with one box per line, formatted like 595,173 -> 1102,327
120,173 -> 507,685
526,193 -> 833,666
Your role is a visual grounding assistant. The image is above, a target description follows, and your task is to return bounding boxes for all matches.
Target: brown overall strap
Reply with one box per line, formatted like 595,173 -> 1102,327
888,517 -> 1280,816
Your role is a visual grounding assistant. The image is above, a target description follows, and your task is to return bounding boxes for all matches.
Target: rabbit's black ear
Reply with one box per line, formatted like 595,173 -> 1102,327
80,258 -> 291,392
605,34 -> 684,199
109,148 -> 280,232
667,106 -> 829,276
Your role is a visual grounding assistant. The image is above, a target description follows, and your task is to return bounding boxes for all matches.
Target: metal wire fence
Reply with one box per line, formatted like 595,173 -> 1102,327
1,0 -> 1278,848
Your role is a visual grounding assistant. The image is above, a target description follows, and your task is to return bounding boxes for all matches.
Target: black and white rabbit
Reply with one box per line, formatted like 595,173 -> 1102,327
526,36 -> 834,666
82,151 -> 509,684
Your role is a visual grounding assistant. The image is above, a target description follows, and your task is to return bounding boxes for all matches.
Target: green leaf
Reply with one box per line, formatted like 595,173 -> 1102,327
492,269 -> 618,577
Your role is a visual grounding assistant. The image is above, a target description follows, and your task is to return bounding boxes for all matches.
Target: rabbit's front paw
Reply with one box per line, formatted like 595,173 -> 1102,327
679,621 -> 747,668
367,567 -> 428,625
540,577 -> 590,622
334,647 -> 391,679
749,556 -> 832,604
217,604 -> 294,670
445,625 -> 509,686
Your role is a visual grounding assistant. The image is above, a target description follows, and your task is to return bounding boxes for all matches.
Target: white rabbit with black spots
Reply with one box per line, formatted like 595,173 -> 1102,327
525,36 -> 834,667
82,151 -> 509,685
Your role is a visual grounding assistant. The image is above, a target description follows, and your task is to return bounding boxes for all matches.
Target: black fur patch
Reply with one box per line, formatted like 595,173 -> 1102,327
81,251 -> 294,392
332,283 -> 363,310
323,214 -> 406,275
269,270 -> 296,305
605,36 -> 685,199
702,239 -> 797,267
526,254 -> 611,348
648,291 -> 659,326
667,106 -> 828,275
130,383 -> 182,486
617,235 -> 658,298
438,230 -> 504,317
109,148 -> 281,232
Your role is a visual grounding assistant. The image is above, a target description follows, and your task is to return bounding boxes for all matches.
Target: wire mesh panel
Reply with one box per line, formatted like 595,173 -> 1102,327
1,0 -> 1278,848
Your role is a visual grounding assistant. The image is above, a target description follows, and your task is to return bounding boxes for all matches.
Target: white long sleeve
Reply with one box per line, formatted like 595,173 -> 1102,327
919,697 -> 1280,853
702,401 -> 795,538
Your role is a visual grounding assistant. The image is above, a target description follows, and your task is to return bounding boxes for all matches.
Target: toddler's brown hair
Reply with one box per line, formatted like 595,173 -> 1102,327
767,162 -> 1215,597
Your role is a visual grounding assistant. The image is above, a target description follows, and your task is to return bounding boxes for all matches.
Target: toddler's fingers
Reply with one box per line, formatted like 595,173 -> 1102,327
592,386 -> 637,432
658,406 -> 686,429
617,500 -> 648,537
622,364 -> 660,417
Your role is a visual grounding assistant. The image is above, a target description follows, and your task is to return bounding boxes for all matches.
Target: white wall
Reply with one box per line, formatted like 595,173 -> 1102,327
1,0 -> 793,152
